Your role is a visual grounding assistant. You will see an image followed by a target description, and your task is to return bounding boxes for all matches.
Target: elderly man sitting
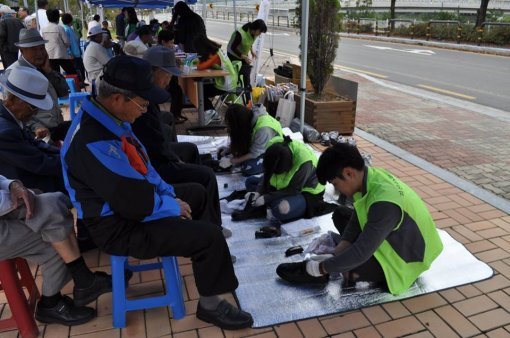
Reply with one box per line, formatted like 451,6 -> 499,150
83,25 -> 111,85
0,67 -> 111,326
61,56 -> 253,330
6,28 -> 70,142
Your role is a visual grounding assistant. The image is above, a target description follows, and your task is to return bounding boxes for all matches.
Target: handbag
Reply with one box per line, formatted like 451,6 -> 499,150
275,91 -> 296,128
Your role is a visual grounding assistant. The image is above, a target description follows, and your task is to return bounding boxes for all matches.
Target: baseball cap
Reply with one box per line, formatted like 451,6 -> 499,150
101,56 -> 170,104
143,45 -> 182,76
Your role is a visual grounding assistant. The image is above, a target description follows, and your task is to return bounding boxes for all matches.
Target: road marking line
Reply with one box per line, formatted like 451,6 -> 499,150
334,65 -> 388,78
417,84 -> 476,100
210,35 -> 388,79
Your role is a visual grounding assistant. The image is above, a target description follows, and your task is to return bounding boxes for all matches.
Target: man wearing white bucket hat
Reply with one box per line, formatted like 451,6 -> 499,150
6,28 -> 70,142
0,66 -> 64,193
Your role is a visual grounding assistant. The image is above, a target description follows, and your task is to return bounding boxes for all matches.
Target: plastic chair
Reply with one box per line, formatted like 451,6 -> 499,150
58,78 -> 77,106
0,258 -> 40,338
69,92 -> 89,120
110,255 -> 186,328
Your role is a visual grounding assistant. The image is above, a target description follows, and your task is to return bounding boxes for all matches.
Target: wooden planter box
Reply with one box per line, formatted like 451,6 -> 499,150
295,76 -> 359,135
296,95 -> 356,135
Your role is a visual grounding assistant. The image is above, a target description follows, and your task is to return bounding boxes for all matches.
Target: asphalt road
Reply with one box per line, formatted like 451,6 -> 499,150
205,20 -> 510,112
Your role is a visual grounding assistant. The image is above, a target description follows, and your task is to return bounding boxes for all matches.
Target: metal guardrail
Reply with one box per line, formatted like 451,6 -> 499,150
477,22 -> 510,46
204,5 -> 291,27
387,19 -> 415,38
427,20 -> 462,44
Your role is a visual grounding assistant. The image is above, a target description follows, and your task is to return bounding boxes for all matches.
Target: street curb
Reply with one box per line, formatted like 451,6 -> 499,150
339,33 -> 510,57
355,128 -> 510,214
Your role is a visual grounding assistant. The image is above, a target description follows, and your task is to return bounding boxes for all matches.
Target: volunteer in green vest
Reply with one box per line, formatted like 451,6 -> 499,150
227,19 -> 267,99
220,104 -> 283,176
276,143 -> 444,295
244,136 -> 326,222
194,35 -> 239,120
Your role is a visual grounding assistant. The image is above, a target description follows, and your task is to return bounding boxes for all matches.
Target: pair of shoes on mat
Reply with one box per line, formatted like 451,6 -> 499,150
276,261 -> 329,284
231,204 -> 266,221
197,300 -> 253,330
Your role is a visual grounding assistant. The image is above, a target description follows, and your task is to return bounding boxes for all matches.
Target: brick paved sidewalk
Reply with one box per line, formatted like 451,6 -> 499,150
3,128 -> 510,338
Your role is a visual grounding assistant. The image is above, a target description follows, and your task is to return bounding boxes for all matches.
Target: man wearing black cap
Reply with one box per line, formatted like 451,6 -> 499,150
61,56 -> 253,330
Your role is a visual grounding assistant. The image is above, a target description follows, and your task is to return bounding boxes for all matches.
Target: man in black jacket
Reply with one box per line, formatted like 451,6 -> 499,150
0,6 -> 24,68
133,45 -> 228,236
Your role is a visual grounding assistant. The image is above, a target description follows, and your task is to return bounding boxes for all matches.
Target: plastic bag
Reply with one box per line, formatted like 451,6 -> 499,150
289,118 -> 320,143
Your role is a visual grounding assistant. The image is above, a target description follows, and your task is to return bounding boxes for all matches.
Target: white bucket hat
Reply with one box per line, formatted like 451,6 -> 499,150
88,25 -> 103,38
0,5 -> 15,14
0,67 -> 53,110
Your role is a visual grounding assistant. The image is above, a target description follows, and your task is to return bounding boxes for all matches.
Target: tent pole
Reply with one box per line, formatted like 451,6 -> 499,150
202,0 -> 206,23
299,0 -> 309,134
233,0 -> 237,30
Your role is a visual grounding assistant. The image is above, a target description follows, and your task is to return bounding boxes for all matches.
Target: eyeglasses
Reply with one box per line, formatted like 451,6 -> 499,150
128,97 -> 149,110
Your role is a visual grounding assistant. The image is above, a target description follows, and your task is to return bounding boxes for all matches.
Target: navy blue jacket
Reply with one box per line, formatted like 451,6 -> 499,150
61,97 -> 180,221
0,104 -> 63,192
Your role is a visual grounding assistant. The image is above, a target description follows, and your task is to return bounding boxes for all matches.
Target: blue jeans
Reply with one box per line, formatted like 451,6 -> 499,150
269,194 -> 307,222
241,156 -> 264,176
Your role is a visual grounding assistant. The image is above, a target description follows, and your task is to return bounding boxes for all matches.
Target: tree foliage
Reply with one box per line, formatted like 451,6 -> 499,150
296,0 -> 342,97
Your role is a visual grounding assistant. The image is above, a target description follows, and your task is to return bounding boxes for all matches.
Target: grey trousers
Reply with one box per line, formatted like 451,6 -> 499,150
0,192 -> 74,296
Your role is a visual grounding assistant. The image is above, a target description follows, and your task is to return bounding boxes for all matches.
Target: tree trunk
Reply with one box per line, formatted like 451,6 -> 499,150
476,0 -> 490,28
390,0 -> 396,29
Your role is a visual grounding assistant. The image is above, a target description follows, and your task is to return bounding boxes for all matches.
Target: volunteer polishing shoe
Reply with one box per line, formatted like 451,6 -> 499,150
276,261 -> 329,284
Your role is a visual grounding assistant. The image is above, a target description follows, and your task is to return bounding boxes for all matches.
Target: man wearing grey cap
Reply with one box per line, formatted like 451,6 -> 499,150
62,56 -> 253,330
132,45 -> 227,237
6,28 -> 70,142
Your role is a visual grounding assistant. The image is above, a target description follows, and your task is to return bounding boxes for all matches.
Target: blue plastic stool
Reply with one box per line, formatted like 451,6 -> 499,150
110,255 -> 186,328
57,78 -> 77,106
69,92 -> 89,120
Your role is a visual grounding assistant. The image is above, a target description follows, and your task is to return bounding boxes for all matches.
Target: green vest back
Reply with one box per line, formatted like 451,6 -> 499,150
353,167 -> 443,295
268,139 -> 324,195
251,114 -> 283,143
228,28 -> 255,58
214,49 -> 239,91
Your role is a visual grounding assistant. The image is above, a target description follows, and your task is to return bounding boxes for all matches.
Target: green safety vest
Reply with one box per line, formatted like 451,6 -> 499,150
228,27 -> 255,58
251,114 -> 283,143
353,167 -> 443,295
214,49 -> 239,92
268,139 -> 324,195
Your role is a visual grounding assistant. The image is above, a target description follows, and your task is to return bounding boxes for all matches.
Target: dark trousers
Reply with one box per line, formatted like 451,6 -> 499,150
172,182 -> 208,222
168,142 -> 200,165
157,162 -> 221,227
84,215 -> 238,296
49,59 -> 77,75
331,206 -> 387,287
1,52 -> 18,69
72,57 -> 86,83
203,83 -> 225,111
227,53 -> 252,102
168,76 -> 184,118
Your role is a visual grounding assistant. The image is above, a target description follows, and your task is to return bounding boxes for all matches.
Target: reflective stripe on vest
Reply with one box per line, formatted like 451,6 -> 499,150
353,167 -> 443,295
269,139 -> 324,195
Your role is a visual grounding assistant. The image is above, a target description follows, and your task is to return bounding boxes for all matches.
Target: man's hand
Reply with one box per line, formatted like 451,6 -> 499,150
242,55 -> 252,65
40,54 -> 53,74
9,181 -> 35,220
35,127 -> 49,139
176,198 -> 192,219
251,50 -> 257,59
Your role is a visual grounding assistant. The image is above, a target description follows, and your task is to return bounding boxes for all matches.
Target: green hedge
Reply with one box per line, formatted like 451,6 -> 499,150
343,21 -> 510,46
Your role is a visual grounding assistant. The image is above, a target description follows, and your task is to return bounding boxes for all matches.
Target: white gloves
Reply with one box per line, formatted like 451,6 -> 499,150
253,195 -> 265,207
306,260 -> 324,277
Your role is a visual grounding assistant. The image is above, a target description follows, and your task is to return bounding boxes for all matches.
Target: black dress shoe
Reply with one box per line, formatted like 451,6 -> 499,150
231,205 -> 266,221
35,295 -> 96,326
73,271 -> 112,307
276,261 -> 329,284
196,300 -> 253,330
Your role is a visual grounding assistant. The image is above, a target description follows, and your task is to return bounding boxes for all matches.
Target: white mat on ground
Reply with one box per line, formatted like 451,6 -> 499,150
217,174 -> 494,328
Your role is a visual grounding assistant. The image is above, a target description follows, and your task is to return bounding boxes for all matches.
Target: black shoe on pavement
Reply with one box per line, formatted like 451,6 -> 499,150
35,295 -> 96,326
276,261 -> 329,284
73,271 -> 112,307
196,300 -> 253,330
